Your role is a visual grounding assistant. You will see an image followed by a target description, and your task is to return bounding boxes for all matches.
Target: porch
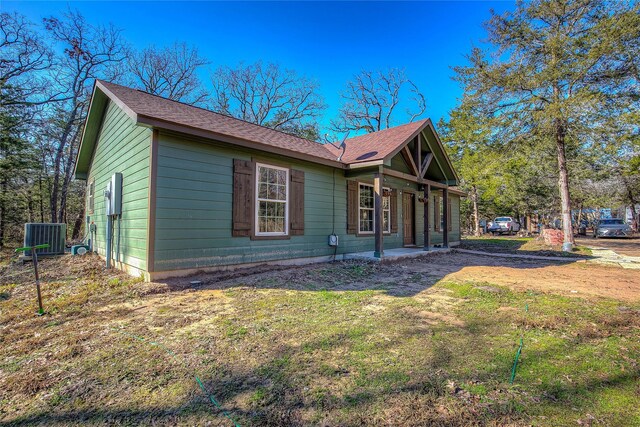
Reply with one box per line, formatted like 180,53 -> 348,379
342,121 -> 464,259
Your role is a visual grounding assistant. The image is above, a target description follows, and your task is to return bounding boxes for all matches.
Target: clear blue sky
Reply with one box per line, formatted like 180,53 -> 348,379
7,1 -> 513,129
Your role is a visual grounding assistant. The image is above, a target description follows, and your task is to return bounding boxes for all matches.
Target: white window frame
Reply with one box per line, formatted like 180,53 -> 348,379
255,163 -> 289,237
382,188 -> 391,234
358,183 -> 391,234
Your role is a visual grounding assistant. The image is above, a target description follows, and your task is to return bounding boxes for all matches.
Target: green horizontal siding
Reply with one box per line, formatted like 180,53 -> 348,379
86,101 -> 151,271
153,134 -> 411,271
152,131 -> 460,272
83,102 -> 460,275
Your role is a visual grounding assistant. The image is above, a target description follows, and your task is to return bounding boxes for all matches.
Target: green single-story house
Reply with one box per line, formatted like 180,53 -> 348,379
75,81 -> 464,280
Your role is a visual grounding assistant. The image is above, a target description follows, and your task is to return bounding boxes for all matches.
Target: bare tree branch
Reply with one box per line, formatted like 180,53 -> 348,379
0,12 -> 66,107
43,9 -> 128,222
127,42 -> 209,105
332,68 -> 427,134
210,62 -> 326,140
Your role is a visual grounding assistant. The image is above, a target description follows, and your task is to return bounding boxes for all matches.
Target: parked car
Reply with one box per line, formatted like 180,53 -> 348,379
593,218 -> 634,238
577,219 -> 589,236
487,217 -> 521,235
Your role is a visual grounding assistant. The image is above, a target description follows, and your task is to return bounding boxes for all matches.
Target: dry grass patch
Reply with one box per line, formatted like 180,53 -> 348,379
1,252 -> 638,426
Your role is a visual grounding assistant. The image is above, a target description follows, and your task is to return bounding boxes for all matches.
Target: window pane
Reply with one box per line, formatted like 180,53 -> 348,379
360,209 -> 373,232
268,184 -> 277,199
383,195 -> 390,209
259,183 -> 268,198
277,170 -> 286,185
258,201 -> 286,233
360,185 -> 373,208
277,184 -> 286,200
383,211 -> 390,233
267,202 -> 277,216
259,167 -> 268,182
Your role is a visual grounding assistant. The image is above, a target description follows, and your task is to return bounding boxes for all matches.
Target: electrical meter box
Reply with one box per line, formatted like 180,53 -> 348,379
104,172 -> 122,216
328,234 -> 339,247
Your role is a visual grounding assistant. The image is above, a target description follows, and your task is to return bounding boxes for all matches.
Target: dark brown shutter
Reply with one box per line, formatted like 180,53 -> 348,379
448,198 -> 452,231
232,159 -> 254,237
434,195 -> 441,232
347,180 -> 358,234
290,169 -> 305,235
390,189 -> 398,233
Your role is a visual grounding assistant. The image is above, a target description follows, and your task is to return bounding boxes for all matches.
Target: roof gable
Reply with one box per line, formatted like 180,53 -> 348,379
328,119 -> 458,183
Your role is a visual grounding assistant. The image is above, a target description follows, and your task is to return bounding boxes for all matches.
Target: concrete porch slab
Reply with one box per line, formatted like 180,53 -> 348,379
343,247 -> 452,262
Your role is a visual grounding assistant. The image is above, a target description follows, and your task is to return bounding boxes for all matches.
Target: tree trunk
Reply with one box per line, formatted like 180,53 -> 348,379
50,105 -> 78,223
27,187 -> 34,223
471,185 -> 480,236
38,174 -> 45,223
0,179 -> 6,249
620,174 -> 639,231
555,118 -> 574,249
72,206 -> 85,240
58,131 -> 78,224
576,203 -> 583,232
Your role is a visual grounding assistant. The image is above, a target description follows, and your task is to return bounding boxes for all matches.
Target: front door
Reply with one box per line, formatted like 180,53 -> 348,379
403,192 -> 415,246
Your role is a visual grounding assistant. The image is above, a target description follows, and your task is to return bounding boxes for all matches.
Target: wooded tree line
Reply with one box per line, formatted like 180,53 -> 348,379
440,0 -> 640,246
0,9 -> 426,248
1,0 -> 639,250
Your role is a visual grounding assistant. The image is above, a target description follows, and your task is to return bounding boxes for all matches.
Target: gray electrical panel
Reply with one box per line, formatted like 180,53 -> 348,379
105,172 -> 122,216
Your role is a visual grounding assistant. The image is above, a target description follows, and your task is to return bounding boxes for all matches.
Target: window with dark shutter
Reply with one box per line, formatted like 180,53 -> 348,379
232,159 -> 254,237
448,198 -> 452,231
347,180 -> 358,234
255,163 -> 289,236
290,169 -> 304,235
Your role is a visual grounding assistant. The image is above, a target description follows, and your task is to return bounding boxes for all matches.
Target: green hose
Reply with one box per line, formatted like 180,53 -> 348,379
510,302 -> 530,384
111,327 -> 241,427
509,337 -> 523,384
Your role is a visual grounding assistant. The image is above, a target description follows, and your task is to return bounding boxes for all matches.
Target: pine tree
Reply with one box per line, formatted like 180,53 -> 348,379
456,0 -> 640,250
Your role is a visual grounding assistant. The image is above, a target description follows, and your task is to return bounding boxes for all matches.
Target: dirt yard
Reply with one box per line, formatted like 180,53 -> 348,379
167,249 -> 639,302
1,244 -> 639,426
437,253 -> 639,302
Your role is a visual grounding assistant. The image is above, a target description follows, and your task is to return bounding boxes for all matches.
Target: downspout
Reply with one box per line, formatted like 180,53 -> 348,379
106,214 -> 112,268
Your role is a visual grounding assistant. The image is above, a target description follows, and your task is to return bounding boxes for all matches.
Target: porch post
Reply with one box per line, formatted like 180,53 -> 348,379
443,187 -> 449,248
423,184 -> 431,251
374,170 -> 384,258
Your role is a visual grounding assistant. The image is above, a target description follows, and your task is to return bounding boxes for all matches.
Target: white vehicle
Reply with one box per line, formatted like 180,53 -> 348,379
488,216 -> 521,235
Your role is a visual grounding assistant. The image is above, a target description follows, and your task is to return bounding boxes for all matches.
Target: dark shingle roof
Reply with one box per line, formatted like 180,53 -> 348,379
98,80 -> 339,162
94,81 -> 437,170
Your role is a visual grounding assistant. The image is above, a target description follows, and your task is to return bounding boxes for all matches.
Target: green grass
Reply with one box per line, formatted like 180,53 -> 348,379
464,236 -> 532,245
461,236 -> 593,257
1,255 -> 638,426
